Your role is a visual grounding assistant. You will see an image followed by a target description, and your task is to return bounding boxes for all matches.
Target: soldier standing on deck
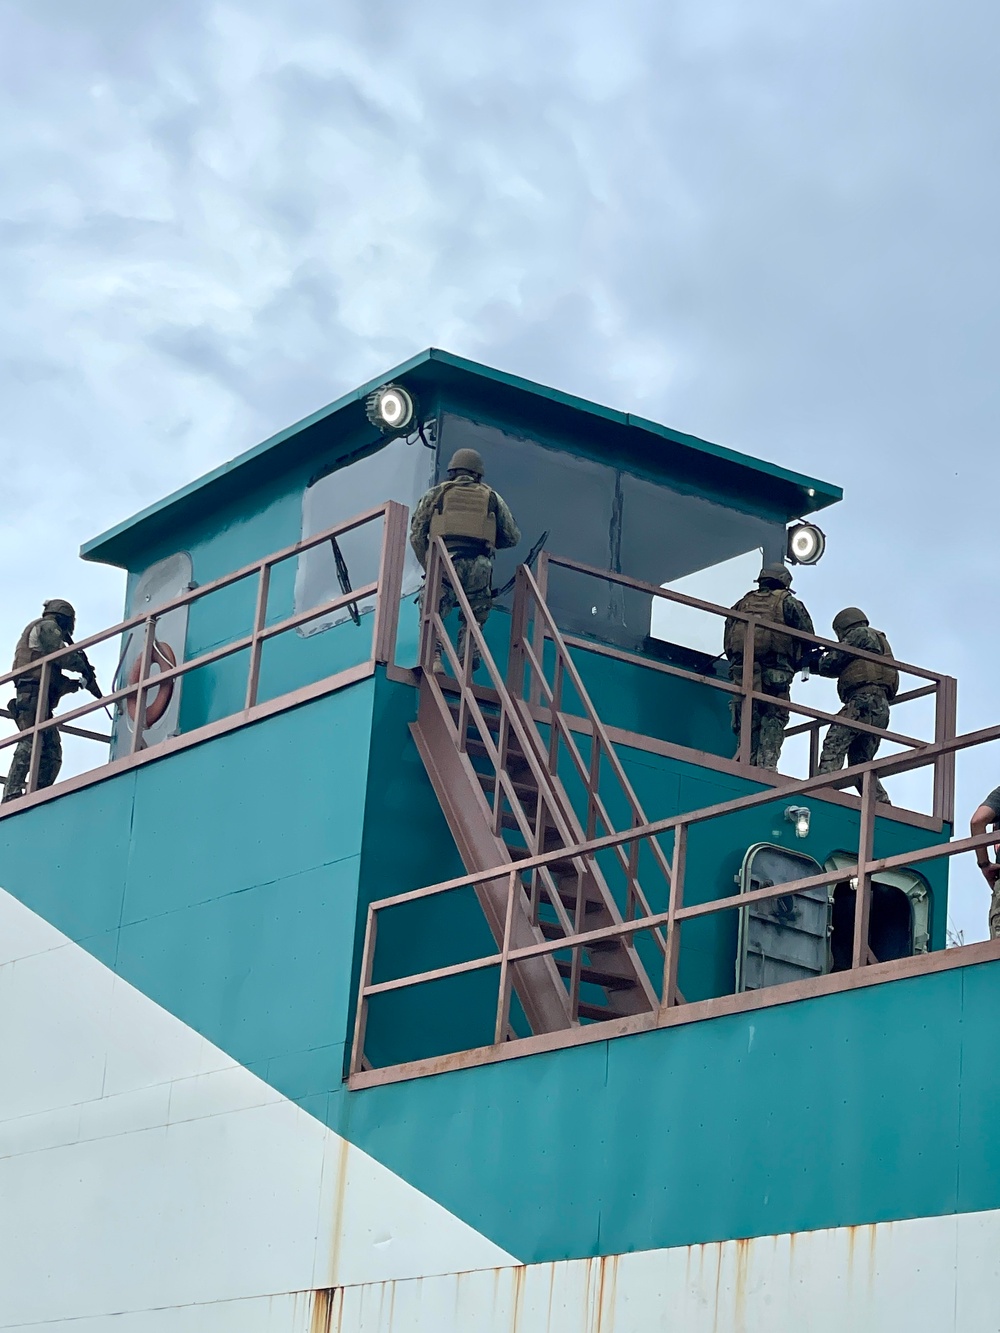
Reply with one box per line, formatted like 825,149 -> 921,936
724,564 -> 815,771
410,448 -> 520,675
816,607 -> 898,804
3,599 -> 101,802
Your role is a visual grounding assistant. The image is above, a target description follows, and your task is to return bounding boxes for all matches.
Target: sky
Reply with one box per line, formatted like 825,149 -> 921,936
0,0 -> 997,939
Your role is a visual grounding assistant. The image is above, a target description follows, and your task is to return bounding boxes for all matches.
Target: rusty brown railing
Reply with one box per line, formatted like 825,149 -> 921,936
509,560 -> 673,938
412,537 -> 661,1028
0,501 -> 409,809
350,718 -> 1000,1085
538,554 -> 957,824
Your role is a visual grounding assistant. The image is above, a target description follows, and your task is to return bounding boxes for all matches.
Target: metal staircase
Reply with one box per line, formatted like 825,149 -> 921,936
411,541 -> 668,1036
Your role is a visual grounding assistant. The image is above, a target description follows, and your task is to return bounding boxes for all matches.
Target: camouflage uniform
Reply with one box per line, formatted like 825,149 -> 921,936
817,622 -> 894,803
410,473 -> 520,670
3,611 -> 91,801
725,572 -> 814,771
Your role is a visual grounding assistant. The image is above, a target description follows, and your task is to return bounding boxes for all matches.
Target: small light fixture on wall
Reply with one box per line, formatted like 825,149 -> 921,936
784,805 -> 811,839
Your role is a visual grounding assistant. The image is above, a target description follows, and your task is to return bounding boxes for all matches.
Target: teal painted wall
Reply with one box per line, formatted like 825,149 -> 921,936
0,682 -> 377,1108
341,957 -> 996,1263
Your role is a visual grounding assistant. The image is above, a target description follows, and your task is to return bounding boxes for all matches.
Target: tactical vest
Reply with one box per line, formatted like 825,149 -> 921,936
428,481 -> 497,549
724,588 -> 795,662
837,628 -> 899,701
11,617 -> 66,686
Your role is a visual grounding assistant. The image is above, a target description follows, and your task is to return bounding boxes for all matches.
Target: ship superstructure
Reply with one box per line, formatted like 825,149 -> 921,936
1,349 -> 997,1332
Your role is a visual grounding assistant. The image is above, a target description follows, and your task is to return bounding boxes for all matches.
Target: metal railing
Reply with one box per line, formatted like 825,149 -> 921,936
509,560 -> 673,941
413,537 -> 660,1028
350,718 -> 1000,1084
539,554 -> 957,823
0,501 -> 408,808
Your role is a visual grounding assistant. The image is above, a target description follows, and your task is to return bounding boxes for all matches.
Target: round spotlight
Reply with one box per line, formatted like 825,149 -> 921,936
787,522 -> 826,565
365,383 -> 417,435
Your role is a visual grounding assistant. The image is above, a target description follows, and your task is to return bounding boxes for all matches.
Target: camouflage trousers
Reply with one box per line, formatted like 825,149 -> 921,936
730,662 -> 792,771
2,686 -> 62,802
818,684 -> 891,803
419,553 -> 493,670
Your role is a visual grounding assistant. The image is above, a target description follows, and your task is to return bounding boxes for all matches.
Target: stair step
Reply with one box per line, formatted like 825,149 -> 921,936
539,920 -> 617,951
554,959 -> 638,993
476,771 -> 539,801
577,1002 -> 627,1023
535,883 -> 603,914
464,736 -> 530,766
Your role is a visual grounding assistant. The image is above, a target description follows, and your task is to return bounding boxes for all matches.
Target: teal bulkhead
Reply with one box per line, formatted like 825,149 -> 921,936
0,665 -> 963,1269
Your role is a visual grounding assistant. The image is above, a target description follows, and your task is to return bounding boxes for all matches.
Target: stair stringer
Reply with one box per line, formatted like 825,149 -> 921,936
410,680 -> 575,1035
510,698 -> 660,1015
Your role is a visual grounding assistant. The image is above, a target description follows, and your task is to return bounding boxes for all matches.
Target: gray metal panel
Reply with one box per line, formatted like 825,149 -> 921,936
736,843 -> 830,993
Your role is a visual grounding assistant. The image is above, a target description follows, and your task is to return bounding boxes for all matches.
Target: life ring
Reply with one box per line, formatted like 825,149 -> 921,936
125,641 -> 176,728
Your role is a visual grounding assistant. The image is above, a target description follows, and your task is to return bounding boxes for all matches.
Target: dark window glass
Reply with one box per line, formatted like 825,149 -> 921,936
617,473 -> 785,650
295,436 -> 434,636
439,416 -> 616,635
437,412 -> 788,652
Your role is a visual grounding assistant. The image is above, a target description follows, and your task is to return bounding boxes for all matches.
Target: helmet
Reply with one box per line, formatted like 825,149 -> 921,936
447,448 -> 485,477
832,606 -> 868,636
43,598 -> 76,621
757,563 -> 791,589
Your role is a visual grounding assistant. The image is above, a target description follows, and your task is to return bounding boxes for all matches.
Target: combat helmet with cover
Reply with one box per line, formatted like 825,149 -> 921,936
757,563 -> 792,589
832,606 -> 867,637
43,599 -> 76,623
447,448 -> 485,478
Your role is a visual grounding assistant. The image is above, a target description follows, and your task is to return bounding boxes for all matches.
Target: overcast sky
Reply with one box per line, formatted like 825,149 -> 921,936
1,0 -> 996,939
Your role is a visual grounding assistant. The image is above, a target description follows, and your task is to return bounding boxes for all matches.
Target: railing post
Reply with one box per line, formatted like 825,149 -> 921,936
528,551 -> 549,709
419,539 -> 441,673
129,617 -> 157,756
372,501 -> 408,666
494,871 -> 517,1045
507,565 -> 529,700
25,658 -> 51,796
932,675 -> 958,825
659,822 -> 686,1012
244,561 -> 271,711
349,905 -> 378,1077
738,621 -> 756,765
852,768 -> 876,969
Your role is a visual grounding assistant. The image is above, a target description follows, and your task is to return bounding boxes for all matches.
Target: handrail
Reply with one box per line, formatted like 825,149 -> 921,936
0,502 -> 409,802
547,554 -> 945,682
414,537 -> 662,1028
351,714 -> 1000,1078
511,559 -> 672,948
540,551 -> 956,817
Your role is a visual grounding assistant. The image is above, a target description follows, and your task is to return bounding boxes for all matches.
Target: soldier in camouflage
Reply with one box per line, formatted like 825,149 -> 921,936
724,564 -> 815,771
816,607 -> 897,804
3,599 -> 100,802
410,448 -> 520,675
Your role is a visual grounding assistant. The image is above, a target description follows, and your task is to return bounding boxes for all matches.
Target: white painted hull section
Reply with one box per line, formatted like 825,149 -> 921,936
0,889 -> 512,1329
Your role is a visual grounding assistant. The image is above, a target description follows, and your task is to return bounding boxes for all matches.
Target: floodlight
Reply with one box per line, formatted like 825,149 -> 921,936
784,805 -> 811,839
365,383 -> 417,435
786,522 -> 826,566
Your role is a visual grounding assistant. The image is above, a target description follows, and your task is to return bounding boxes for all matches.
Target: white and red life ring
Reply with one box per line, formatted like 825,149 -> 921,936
125,641 -> 177,728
